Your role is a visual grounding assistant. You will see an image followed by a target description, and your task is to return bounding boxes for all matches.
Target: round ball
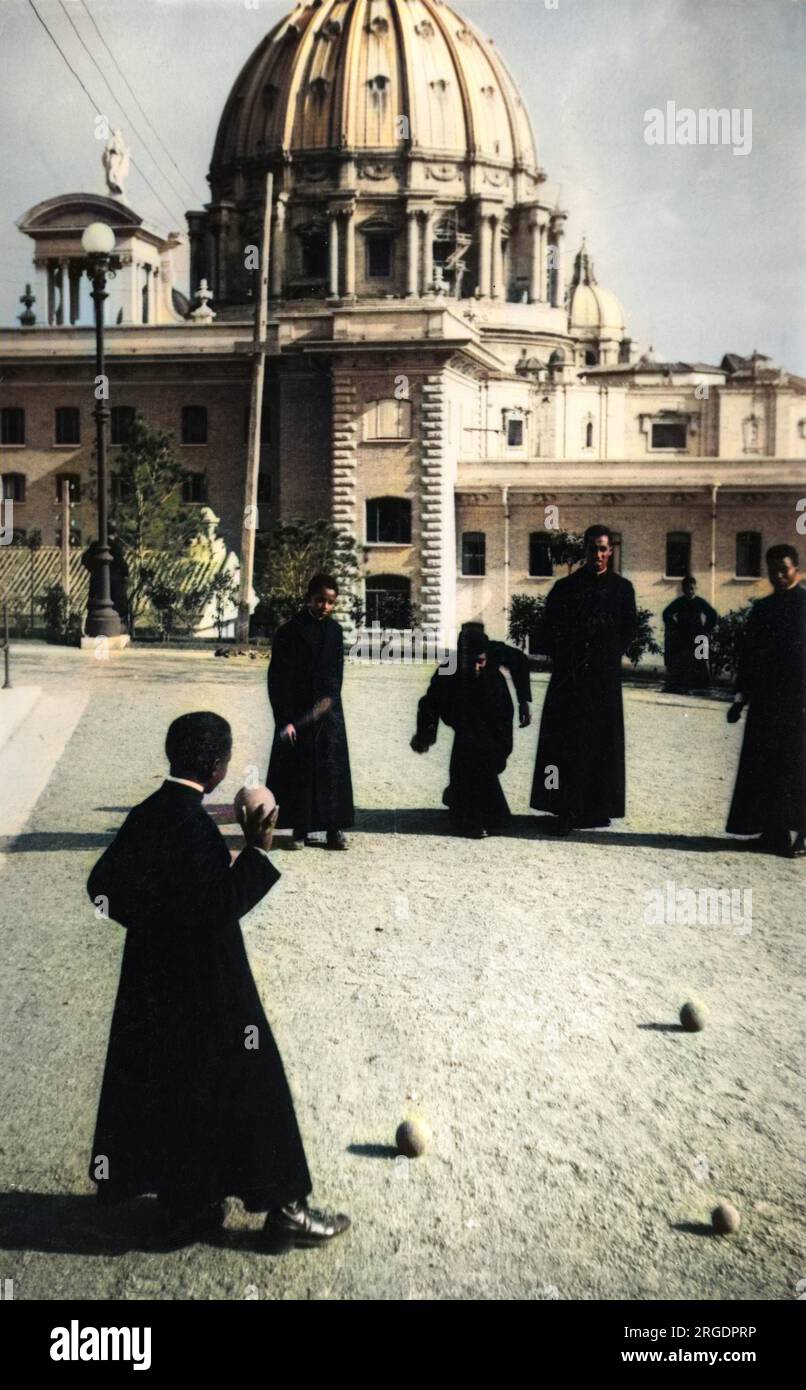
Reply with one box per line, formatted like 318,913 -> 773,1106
396,1117 -> 430,1159
234,785 -> 277,828
712,1202 -> 740,1235
680,1000 -> 706,1032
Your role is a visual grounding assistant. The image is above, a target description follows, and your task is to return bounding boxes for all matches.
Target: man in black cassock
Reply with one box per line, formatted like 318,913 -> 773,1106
87,711 -> 350,1248
726,543 -> 806,858
267,573 -> 354,851
663,575 -> 717,692
411,628 -> 529,838
530,524 -> 638,833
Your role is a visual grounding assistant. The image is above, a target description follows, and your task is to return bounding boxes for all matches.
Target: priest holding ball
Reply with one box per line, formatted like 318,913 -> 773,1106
86,711 -> 349,1250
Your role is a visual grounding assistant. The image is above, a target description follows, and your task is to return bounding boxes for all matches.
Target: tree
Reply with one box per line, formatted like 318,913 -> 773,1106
253,518 -> 360,634
508,593 -> 547,652
99,412 -> 206,637
709,602 -> 755,683
626,608 -> 663,668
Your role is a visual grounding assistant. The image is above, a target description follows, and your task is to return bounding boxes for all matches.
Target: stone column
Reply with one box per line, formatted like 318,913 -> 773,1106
528,210 -> 541,303
344,204 -> 356,299
539,221 -> 548,302
68,265 -> 81,324
329,208 -> 340,297
56,260 -> 69,325
478,211 -> 492,297
46,262 -> 56,325
423,210 -> 435,293
549,213 -> 566,308
407,209 -> 420,296
491,217 -> 505,301
270,196 -> 287,299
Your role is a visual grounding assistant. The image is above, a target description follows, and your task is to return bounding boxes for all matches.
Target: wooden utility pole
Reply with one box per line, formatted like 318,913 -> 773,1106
61,484 -> 71,599
237,171 -> 273,644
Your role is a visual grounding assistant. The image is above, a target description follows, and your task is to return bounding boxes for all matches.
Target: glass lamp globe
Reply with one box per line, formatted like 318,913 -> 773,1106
81,222 -> 116,256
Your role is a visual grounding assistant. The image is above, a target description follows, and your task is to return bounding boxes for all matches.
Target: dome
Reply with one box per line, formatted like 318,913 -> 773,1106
567,240 -> 625,337
211,0 -> 538,180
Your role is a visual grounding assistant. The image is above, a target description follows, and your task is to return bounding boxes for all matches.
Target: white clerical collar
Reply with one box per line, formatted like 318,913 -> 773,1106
166,775 -> 205,792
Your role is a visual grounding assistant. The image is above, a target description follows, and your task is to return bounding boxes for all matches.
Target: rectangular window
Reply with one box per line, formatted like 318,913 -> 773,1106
507,417 -> 524,447
257,474 -> 272,504
110,407 -> 136,445
182,405 -> 208,445
736,531 -> 762,578
366,236 -> 393,278
651,421 -> 686,450
461,531 -> 486,577
1,408 -> 25,445
363,398 -> 412,441
181,472 -> 208,504
55,474 -> 81,503
366,497 -> 412,545
529,533 -> 553,577
665,532 -> 691,579
55,407 -> 80,445
2,473 -> 26,502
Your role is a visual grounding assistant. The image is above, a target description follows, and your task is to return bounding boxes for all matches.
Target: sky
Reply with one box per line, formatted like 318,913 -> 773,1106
1,0 -> 804,371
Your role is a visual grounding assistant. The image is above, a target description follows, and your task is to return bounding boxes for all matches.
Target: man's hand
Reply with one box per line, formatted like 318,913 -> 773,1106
410,734 -> 429,755
280,723 -> 297,744
518,702 -> 532,729
243,803 -> 280,852
727,700 -> 745,725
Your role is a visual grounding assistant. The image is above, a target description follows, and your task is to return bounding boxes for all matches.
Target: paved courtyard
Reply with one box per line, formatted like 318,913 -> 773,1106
0,644 -> 803,1301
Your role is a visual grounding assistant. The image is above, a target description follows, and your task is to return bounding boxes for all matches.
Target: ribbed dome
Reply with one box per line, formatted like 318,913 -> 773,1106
211,0 -> 538,176
568,241 -> 625,336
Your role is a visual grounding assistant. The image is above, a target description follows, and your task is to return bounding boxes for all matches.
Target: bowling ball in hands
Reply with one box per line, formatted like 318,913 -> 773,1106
234,786 -> 278,850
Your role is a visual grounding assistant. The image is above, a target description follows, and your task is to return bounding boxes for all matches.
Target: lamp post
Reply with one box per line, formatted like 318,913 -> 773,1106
81,221 -> 123,640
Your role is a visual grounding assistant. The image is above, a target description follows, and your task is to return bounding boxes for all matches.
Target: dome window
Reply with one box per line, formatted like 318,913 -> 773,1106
430,79 -> 450,94
481,85 -> 496,99
310,77 -> 329,101
262,83 -> 279,112
368,16 -> 390,36
456,27 -> 474,45
320,18 -> 342,38
415,20 -> 435,37
368,74 -> 390,94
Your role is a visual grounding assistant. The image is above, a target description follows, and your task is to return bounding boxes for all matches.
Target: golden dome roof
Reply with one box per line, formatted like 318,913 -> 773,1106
211,0 -> 538,177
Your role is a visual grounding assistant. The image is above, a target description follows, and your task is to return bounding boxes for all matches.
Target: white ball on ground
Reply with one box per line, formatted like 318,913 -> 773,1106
396,1117 -> 431,1158
234,785 -> 277,829
712,1202 -> 740,1235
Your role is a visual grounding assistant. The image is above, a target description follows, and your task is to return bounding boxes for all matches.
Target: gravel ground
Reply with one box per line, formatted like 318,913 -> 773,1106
0,644 -> 803,1302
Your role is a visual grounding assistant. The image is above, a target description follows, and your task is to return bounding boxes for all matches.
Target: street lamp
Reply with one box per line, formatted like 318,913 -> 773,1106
81,221 -> 123,639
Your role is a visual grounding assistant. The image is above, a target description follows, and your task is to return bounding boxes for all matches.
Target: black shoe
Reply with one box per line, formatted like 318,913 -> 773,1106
153,1200 -> 225,1250
262,1199 -> 350,1249
326,829 -> 349,851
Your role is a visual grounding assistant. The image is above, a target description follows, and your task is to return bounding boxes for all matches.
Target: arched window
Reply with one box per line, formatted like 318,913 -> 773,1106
366,497 -> 412,544
181,472 -> 208,504
462,531 -> 486,577
365,574 -> 413,627
665,532 -> 691,579
585,350 -> 599,367
585,419 -> 594,448
363,398 -> 412,441
529,532 -> 553,577
736,531 -> 762,579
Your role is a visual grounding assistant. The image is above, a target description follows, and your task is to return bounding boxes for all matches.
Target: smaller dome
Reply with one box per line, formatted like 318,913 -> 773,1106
567,240 -> 626,337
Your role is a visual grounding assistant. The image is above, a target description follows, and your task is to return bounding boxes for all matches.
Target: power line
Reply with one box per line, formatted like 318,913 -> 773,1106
25,0 -> 187,229
55,0 -> 191,222
80,0 -> 207,208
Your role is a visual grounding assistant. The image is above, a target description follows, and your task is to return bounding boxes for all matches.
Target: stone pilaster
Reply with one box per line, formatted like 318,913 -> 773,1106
419,371 -> 448,635
331,367 -> 359,634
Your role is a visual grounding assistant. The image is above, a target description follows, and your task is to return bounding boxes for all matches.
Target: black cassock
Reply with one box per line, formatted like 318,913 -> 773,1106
415,662 -> 517,834
266,609 -> 354,834
87,780 -> 312,1212
663,594 -> 717,689
727,584 -> 806,836
530,566 -> 638,823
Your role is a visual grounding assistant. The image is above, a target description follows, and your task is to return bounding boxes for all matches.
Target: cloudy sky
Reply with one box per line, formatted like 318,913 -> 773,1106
1,0 -> 804,370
